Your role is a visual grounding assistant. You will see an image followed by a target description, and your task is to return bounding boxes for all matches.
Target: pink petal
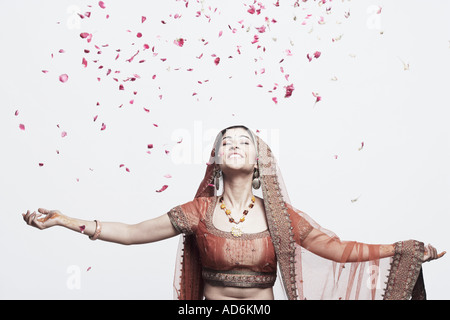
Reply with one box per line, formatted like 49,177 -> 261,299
142,16 -> 147,23
147,144 -> 153,149
79,225 -> 86,233
174,38 -> 185,47
101,123 -> 106,130
59,74 -> 69,83
82,57 -> 88,68
137,32 -> 143,38
272,97 -> 278,104
86,267 -> 91,272
314,51 -> 321,58
15,110 -> 19,116
61,131 -> 67,138
358,142 -> 365,151
98,1 -> 106,9
38,163 -> 44,167
156,185 -> 168,193
256,25 -> 266,33
214,57 -> 220,65
284,84 -> 295,98
164,174 -> 172,178
19,124 -> 25,131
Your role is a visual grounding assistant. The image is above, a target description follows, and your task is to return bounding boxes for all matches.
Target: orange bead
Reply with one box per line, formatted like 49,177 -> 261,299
225,209 -> 231,215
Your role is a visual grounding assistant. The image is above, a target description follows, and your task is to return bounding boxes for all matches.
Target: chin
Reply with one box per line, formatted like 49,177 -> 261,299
221,162 -> 254,175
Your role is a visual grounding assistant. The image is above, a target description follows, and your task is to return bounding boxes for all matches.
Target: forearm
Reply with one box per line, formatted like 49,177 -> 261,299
57,215 -> 133,245
302,229 -> 395,263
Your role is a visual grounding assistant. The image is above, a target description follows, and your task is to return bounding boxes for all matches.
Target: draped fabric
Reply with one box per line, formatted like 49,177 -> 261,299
170,126 -> 426,300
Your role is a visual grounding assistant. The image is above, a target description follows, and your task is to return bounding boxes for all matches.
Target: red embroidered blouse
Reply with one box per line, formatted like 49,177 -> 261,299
167,196 -> 313,288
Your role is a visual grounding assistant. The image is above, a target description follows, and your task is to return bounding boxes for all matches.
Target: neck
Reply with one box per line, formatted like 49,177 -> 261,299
221,173 -> 254,210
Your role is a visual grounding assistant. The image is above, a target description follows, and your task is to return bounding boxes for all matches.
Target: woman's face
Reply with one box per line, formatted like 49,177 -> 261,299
217,127 -> 257,174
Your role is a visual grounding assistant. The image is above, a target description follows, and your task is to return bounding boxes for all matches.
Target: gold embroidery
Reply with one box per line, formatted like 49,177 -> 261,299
202,268 -> 276,288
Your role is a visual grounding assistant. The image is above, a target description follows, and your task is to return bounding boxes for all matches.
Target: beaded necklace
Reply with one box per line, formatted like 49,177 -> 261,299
219,195 -> 255,237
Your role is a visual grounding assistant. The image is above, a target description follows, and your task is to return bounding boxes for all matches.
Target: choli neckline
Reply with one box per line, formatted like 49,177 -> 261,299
205,195 -> 270,240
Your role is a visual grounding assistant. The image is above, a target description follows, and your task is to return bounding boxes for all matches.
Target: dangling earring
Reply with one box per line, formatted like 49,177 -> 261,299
214,168 -> 222,190
252,168 -> 261,190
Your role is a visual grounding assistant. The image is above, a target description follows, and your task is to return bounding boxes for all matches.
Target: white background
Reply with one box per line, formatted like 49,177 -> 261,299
1,0 -> 449,299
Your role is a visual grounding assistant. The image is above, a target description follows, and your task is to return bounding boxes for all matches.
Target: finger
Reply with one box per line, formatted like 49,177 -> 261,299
22,210 -> 30,222
27,211 -> 36,225
438,251 -> 446,259
38,208 -> 50,214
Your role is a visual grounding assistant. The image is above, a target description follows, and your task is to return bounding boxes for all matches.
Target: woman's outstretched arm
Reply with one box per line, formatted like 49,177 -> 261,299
301,228 -> 445,263
22,208 -> 180,245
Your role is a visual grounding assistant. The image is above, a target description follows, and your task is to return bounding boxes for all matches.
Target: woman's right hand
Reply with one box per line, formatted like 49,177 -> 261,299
22,208 -> 64,230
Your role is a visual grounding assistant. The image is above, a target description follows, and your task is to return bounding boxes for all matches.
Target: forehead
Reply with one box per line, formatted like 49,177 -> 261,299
222,127 -> 250,138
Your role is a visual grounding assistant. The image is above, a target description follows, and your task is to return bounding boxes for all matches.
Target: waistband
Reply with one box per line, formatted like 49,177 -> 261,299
202,268 -> 277,288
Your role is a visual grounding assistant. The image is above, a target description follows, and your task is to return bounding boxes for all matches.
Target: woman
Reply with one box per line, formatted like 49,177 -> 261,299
22,125 -> 444,300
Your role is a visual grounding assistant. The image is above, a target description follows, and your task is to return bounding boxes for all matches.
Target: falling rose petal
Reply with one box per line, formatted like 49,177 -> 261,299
38,163 -> 44,167
164,174 -> 172,178
147,144 -> 153,149
142,16 -> 147,23
214,57 -> 220,65
272,97 -> 278,104
98,1 -> 106,9
174,38 -> 185,47
80,32 -> 90,39
137,32 -> 143,38
87,267 -> 91,272
284,84 -> 295,98
156,185 -> 169,193
82,57 -> 88,68
143,107 -> 150,113
15,110 -> 19,116
358,142 -> 365,151
101,123 -> 106,130
93,115 -> 98,122
41,70 -> 49,74
59,74 -> 69,83
61,131 -> 67,138
19,124 -> 25,131
79,225 -> 86,233
314,51 -> 321,59
256,25 -> 266,33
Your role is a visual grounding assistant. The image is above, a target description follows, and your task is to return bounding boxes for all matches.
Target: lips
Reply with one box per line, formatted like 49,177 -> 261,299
228,152 -> 244,159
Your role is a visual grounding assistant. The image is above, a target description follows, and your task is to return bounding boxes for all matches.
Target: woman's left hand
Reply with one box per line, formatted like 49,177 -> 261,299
423,244 -> 446,262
